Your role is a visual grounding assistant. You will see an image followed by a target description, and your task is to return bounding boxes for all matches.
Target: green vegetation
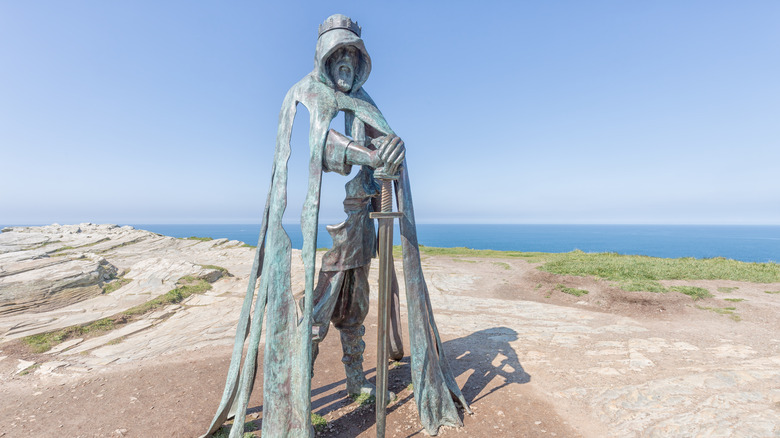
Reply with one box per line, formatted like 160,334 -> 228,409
22,275 -> 213,354
311,413 -> 328,432
200,264 -> 230,277
183,236 -> 213,241
103,277 -> 132,294
106,336 -> 125,346
670,286 -> 713,300
241,243 -> 256,248
28,240 -> 61,250
493,262 -> 511,270
123,276 -> 211,316
555,284 -> 589,297
717,286 -> 738,293
765,290 -> 780,294
452,258 -> 477,263
22,318 -> 117,353
412,247 -> 779,293
350,392 -> 375,406
724,298 -> 745,302
539,252 -> 780,284
696,305 -> 741,321
211,426 -> 255,438
18,363 -> 41,375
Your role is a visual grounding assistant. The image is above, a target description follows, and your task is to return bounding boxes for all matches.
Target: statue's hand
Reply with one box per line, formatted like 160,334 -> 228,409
375,135 -> 405,175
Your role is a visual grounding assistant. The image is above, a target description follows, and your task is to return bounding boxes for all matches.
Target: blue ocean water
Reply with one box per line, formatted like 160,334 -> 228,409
129,224 -> 780,263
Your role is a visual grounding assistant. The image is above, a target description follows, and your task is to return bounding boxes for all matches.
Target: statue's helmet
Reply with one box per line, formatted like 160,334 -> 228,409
314,14 -> 372,92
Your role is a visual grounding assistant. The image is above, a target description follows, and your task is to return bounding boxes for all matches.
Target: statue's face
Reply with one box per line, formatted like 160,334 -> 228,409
328,46 -> 359,92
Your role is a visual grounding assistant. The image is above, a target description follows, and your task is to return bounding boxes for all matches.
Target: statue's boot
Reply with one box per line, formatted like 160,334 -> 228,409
341,325 -> 395,402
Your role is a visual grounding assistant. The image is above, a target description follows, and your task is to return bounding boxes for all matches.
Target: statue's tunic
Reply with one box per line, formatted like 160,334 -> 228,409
321,167 -> 379,272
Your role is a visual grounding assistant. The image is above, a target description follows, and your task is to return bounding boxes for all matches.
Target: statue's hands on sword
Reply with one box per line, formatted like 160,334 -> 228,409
371,134 -> 405,177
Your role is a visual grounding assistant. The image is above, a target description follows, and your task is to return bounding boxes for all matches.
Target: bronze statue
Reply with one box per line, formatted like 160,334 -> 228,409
203,14 -> 470,438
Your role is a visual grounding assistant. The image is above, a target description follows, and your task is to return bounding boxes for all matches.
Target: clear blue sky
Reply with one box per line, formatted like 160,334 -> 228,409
2,1 -> 778,225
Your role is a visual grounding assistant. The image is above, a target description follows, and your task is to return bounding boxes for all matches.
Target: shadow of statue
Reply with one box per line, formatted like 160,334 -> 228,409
235,327 -> 528,436
442,326 -> 530,405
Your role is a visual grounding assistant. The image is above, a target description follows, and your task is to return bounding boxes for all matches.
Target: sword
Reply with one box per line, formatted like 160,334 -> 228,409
370,166 -> 402,438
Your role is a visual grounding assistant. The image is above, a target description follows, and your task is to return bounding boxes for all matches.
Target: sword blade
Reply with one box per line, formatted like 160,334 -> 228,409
375,216 -> 393,438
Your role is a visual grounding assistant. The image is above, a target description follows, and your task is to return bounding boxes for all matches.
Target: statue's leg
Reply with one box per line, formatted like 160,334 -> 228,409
331,265 -> 372,396
309,269 -> 344,376
334,264 -> 395,401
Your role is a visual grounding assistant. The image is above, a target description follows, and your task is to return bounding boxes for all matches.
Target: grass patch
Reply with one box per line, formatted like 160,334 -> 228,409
241,243 -> 256,248
106,336 -> 125,346
18,363 -> 41,375
28,240 -> 61,250
723,298 -> 745,302
211,427 -> 255,438
670,286 -> 712,300
311,413 -> 327,433
414,247 -> 780,294
493,262 -> 511,270
555,284 -> 589,297
183,236 -> 213,241
765,290 -> 780,294
350,392 -> 375,406
22,276 -> 213,354
696,305 -> 741,321
103,277 -> 132,294
200,264 -> 230,276
22,318 -> 117,353
539,251 -> 780,284
717,286 -> 738,293
123,276 -> 211,316
452,258 -> 477,263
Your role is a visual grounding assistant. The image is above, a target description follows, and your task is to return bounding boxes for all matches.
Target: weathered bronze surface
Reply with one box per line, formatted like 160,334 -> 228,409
203,14 -> 470,438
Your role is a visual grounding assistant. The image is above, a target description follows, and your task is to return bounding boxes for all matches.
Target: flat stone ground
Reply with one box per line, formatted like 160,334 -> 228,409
1,226 -> 779,437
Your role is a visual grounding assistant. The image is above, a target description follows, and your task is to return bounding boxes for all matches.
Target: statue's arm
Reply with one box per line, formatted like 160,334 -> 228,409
324,129 -> 405,175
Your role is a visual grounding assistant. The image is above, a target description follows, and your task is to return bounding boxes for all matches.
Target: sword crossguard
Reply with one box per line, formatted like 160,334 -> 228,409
370,175 -> 402,219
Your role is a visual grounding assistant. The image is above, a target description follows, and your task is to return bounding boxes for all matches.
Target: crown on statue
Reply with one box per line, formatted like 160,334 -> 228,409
318,14 -> 361,38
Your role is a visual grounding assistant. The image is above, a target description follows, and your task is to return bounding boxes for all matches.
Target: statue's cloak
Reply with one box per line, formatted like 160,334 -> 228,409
203,27 -> 469,438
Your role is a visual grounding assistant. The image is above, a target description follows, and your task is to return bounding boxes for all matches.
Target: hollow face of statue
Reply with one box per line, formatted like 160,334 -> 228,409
328,46 -> 359,92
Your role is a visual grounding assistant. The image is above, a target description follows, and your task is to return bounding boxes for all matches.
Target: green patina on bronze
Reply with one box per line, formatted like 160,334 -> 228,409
203,14 -> 470,438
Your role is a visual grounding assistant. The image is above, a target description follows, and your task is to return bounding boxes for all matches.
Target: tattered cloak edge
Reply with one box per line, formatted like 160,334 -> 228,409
202,31 -> 470,438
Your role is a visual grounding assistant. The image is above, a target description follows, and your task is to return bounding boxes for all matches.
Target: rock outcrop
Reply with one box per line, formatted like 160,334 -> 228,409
0,223 -> 252,343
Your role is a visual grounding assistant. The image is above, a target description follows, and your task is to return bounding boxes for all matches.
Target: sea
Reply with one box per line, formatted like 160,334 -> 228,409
125,224 -> 780,264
